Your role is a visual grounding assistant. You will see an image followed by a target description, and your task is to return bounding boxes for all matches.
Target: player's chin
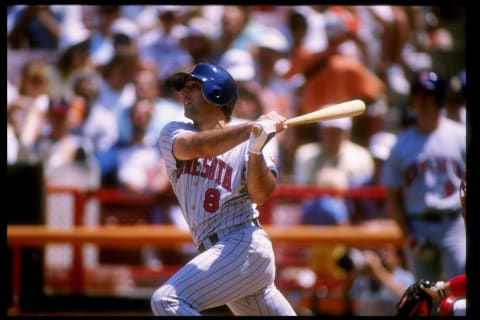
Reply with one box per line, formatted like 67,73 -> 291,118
184,109 -> 195,120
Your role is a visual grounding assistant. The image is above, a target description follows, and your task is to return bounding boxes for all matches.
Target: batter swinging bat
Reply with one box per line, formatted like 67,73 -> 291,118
252,99 -> 366,136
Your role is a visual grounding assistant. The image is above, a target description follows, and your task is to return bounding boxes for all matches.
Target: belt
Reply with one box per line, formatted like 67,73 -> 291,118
197,219 -> 261,253
411,209 -> 461,223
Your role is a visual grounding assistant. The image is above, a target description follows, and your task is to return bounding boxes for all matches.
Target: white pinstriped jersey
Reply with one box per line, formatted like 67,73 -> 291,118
158,120 -> 278,246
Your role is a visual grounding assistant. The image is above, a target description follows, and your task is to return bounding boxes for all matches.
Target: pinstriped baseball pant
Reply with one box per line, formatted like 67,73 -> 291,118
150,225 -> 296,315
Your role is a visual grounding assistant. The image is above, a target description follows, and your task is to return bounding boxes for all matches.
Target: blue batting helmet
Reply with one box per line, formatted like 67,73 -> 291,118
170,63 -> 238,110
411,71 -> 446,108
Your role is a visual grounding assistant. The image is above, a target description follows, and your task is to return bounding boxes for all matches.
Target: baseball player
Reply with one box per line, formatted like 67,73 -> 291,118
381,71 -> 466,283
396,170 -> 467,316
151,63 -> 296,316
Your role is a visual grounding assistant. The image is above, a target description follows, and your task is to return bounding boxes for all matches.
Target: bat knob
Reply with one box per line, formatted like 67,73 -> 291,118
252,124 -> 262,137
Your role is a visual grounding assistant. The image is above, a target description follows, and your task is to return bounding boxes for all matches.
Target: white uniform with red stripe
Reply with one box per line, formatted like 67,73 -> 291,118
151,119 -> 295,316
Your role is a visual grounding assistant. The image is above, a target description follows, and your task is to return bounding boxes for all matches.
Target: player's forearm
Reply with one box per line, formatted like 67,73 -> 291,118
173,123 -> 253,160
247,153 -> 276,205
448,274 -> 466,297
425,274 -> 466,302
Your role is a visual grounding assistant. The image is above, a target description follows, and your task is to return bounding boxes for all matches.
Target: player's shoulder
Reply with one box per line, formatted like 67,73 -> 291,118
161,120 -> 194,133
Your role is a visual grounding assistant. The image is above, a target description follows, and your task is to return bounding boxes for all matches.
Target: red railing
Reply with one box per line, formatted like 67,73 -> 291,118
7,184 -> 397,315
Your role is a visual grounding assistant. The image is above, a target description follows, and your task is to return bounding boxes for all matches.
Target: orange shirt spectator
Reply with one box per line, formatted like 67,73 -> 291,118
283,7 -> 385,115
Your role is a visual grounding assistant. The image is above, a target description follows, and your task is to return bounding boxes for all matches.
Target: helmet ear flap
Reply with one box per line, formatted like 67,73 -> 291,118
201,83 -> 220,106
211,85 -> 221,99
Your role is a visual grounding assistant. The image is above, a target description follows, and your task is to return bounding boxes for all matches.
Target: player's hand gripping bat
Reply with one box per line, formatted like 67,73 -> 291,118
252,99 -> 366,137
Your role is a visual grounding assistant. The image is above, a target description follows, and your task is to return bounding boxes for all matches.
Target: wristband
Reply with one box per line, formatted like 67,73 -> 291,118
435,281 -> 447,300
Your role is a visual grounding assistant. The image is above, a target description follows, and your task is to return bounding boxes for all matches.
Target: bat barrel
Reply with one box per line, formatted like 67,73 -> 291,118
285,99 -> 366,127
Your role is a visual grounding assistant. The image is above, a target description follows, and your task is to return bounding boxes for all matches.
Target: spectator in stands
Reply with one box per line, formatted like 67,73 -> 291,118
117,66 -> 185,146
218,47 -> 256,85
282,6 -> 385,149
7,5 -> 63,50
363,6 -> 415,108
96,51 -> 138,112
423,6 -> 465,81
68,69 -> 119,186
292,117 -> 375,278
29,97 -> 99,187
283,6 -> 384,116
178,17 -> 215,65
109,16 -> 141,57
232,81 -> 264,122
115,98 -> 170,194
84,51 -> 138,186
441,69 -> 466,126
48,22 -> 94,101
342,242 -> 415,315
7,79 -> 20,164
7,60 -> 52,162
87,5 -> 122,67
92,51 -> 139,150
210,5 -> 266,63
119,5 -> 160,34
293,117 -> 374,188
284,6 -> 385,114
69,70 -> 102,136
138,5 -> 193,82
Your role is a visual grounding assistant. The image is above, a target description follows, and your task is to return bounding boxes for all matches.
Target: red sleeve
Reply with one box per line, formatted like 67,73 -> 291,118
449,274 -> 466,297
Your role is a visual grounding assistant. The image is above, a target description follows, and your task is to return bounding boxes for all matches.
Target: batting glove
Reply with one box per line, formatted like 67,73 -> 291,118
249,119 -> 276,154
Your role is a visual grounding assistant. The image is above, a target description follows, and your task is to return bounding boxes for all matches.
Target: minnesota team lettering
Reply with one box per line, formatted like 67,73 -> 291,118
176,157 -> 233,192
403,157 -> 462,190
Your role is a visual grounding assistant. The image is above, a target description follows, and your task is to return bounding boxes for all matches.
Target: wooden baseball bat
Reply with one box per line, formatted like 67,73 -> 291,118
285,99 -> 366,127
252,99 -> 366,136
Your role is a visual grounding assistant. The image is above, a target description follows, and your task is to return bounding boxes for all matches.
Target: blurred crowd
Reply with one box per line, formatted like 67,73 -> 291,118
7,5 -> 467,316
7,5 -> 465,188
